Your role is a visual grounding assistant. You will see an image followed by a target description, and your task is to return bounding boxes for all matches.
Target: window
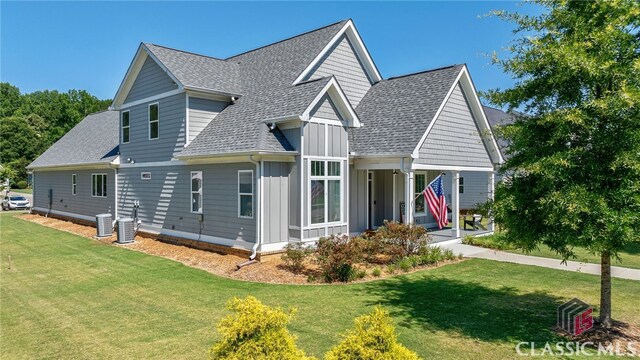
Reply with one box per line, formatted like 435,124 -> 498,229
92,174 -> 107,197
121,111 -> 130,143
310,160 -> 342,224
191,171 -> 202,213
459,177 -> 465,194
238,170 -> 253,218
148,103 -> 159,140
414,173 -> 426,214
71,174 -> 77,195
141,172 -> 151,180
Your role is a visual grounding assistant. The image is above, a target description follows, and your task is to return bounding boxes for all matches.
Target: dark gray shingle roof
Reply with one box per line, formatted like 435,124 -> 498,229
179,77 -> 334,157
350,65 -> 465,156
145,44 -> 243,95
29,110 -> 119,168
482,105 -> 515,158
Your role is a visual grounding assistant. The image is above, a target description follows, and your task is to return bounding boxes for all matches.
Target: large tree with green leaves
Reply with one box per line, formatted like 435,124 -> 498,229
487,0 -> 640,328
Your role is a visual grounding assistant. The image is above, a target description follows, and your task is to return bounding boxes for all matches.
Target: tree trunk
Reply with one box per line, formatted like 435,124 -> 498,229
599,250 -> 612,328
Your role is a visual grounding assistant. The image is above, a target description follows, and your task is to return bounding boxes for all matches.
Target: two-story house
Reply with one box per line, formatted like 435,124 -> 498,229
28,19 -> 504,258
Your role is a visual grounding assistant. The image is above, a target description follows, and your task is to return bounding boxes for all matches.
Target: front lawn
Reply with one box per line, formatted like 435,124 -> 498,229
1,212 -> 638,359
7,188 -> 32,195
468,233 -> 640,269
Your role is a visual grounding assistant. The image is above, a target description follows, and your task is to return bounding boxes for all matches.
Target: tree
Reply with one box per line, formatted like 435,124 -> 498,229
487,0 -> 640,328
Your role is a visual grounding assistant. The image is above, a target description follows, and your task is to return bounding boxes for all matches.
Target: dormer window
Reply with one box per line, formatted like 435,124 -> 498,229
121,111 -> 130,143
149,103 -> 159,140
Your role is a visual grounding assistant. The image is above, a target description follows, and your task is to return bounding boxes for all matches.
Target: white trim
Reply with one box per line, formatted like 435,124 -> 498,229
411,164 -> 495,172
413,172 -> 427,217
115,89 -> 183,111
121,110 -> 130,144
190,171 -> 203,214
29,159 -> 119,171
91,173 -> 108,198
185,94 -> 190,146
308,158 -> 345,226
411,69 -> 464,158
137,224 -> 254,250
301,78 -> 361,128
71,173 -> 77,195
309,117 -> 344,126
259,241 -> 290,253
366,170 -> 373,228
148,102 -> 159,140
119,160 -> 185,168
32,207 -> 96,223
292,20 -> 382,86
300,123 -> 305,242
238,170 -> 254,219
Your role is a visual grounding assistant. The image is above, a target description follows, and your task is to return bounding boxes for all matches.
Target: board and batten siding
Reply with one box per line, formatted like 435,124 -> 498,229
117,163 -> 256,243
188,97 -> 228,143
349,166 -> 367,232
33,169 -> 115,220
262,162 -> 290,244
304,35 -> 373,108
119,93 -> 186,163
124,56 -> 179,104
415,83 -> 493,168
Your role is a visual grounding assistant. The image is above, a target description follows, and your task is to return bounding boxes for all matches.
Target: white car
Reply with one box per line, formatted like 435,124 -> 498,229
2,195 -> 31,210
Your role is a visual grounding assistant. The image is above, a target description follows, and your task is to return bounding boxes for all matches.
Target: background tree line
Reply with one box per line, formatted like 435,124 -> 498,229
0,82 -> 111,186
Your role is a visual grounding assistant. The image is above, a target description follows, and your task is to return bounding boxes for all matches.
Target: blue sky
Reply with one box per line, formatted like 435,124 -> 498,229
1,1 -> 538,102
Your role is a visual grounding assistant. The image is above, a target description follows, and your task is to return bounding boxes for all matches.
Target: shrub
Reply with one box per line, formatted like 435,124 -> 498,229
325,306 -> 420,360
282,243 -> 313,274
373,221 -> 431,261
371,267 -> 381,277
316,235 -> 363,282
354,268 -> 367,280
442,249 -> 456,261
386,264 -> 397,274
396,258 -> 413,272
461,235 -> 476,245
16,180 -> 27,189
209,296 -> 313,360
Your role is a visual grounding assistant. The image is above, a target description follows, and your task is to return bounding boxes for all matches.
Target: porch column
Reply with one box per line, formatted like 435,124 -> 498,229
404,170 -> 414,224
392,171 -> 397,222
488,172 -> 495,232
451,171 -> 460,238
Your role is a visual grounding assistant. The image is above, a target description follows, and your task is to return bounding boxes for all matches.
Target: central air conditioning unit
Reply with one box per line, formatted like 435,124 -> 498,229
96,213 -> 113,237
117,218 -> 135,244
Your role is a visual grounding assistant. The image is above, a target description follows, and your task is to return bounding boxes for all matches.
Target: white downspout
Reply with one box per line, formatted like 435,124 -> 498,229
109,164 -> 119,228
248,155 -> 261,260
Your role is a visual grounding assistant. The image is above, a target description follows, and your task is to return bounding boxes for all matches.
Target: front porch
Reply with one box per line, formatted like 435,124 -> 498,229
427,226 -> 493,244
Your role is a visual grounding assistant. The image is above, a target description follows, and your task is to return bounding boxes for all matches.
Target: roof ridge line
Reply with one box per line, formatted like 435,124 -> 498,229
146,43 -> 229,62
226,19 -> 348,60
385,64 -> 464,81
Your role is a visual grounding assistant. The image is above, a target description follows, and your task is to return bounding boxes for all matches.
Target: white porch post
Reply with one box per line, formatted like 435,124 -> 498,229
392,171 -> 397,222
488,172 -> 495,232
451,171 -> 460,238
404,170 -> 415,224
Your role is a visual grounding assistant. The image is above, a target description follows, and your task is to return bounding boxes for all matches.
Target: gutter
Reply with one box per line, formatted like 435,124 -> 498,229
176,150 -> 298,161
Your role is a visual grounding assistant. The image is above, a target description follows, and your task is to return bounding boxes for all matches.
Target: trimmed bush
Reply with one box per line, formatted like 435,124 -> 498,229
209,296 -> 313,360
316,235 -> 363,282
325,306 -> 420,360
282,243 -> 313,274
373,221 -> 431,261
16,180 -> 27,189
371,267 -> 381,277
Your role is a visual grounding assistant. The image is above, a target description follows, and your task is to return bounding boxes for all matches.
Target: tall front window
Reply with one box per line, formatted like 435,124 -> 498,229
310,160 -> 342,224
191,171 -> 202,213
149,103 -> 159,140
414,173 -> 426,214
121,111 -> 130,143
71,174 -> 77,195
238,170 -> 253,218
92,173 -> 107,197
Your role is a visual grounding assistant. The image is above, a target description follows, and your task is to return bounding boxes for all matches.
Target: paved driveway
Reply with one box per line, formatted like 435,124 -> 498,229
0,192 -> 33,212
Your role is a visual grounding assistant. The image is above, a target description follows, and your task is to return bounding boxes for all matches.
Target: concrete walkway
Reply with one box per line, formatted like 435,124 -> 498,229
437,242 -> 640,281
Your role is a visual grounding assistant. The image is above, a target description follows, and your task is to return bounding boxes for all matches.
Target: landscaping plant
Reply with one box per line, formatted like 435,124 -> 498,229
282,243 -> 313,274
325,306 -> 420,360
315,235 -> 363,282
209,296 -> 313,360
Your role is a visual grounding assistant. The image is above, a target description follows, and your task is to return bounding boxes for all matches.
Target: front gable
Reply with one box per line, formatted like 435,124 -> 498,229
416,83 -> 492,168
125,56 -> 179,104
309,94 -> 344,122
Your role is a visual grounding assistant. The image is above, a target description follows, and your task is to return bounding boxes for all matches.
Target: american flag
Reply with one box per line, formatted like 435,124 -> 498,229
423,175 -> 449,229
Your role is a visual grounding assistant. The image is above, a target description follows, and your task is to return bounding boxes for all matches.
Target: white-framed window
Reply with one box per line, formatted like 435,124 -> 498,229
121,110 -> 130,143
91,173 -> 107,198
459,176 -> 465,194
148,103 -> 159,140
141,172 -> 151,180
71,174 -> 77,195
238,170 -> 253,218
191,171 -> 202,214
309,159 -> 342,225
414,173 -> 426,215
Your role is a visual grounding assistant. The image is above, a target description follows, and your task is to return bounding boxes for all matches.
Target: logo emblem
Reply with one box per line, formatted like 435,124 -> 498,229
557,298 -> 593,336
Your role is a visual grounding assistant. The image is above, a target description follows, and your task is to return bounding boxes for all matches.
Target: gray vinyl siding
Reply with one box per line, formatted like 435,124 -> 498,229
188,97 -> 228,143
117,163 -> 256,243
310,94 -> 343,121
33,169 -> 115,220
305,35 -> 372,108
303,122 -> 325,156
415,83 -> 493,168
327,124 -> 348,157
119,92 -> 186,163
262,162 -> 290,244
125,56 -> 178,103
442,171 -> 491,210
349,167 -> 367,232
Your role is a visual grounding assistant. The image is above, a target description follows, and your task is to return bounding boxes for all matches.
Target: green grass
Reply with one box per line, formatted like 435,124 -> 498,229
1,212 -> 638,359
468,233 -> 640,269
7,188 -> 32,194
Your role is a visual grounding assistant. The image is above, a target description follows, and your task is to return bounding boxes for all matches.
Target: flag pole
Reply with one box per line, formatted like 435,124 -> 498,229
411,172 -> 446,203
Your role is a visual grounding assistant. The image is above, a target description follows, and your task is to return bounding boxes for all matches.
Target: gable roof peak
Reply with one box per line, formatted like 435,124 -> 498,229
385,64 -> 465,81
144,43 -> 227,62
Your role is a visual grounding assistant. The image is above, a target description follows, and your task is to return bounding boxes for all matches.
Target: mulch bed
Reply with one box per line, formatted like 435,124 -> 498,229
19,213 -> 462,285
555,320 -> 640,355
